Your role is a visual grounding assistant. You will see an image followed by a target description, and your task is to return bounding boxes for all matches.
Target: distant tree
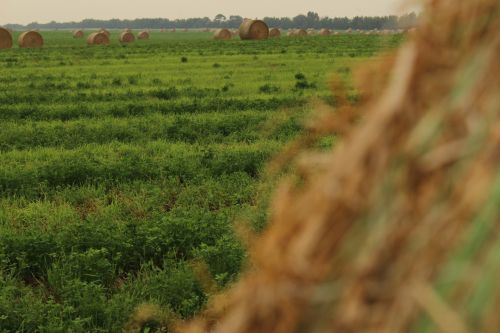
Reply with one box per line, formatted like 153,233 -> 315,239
214,14 -> 226,23
8,12 -> 417,31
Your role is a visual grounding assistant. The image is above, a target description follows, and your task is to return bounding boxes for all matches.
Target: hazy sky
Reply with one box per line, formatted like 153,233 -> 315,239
2,0 -> 415,25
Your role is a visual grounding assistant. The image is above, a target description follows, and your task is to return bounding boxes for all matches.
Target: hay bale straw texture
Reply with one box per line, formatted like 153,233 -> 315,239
319,28 -> 331,36
73,30 -> 84,39
269,28 -> 281,38
213,29 -> 232,40
119,31 -> 135,43
179,0 -> 500,333
0,27 -> 13,49
137,31 -> 150,40
18,31 -> 43,48
87,32 -> 110,46
239,19 -> 269,40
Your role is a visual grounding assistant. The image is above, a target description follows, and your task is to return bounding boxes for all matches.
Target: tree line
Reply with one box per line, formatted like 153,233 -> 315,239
5,12 -> 418,31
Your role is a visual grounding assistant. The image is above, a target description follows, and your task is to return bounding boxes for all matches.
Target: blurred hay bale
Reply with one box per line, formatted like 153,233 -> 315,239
119,31 -> 135,43
87,32 -> 110,46
73,30 -> 84,39
319,28 -> 331,36
18,31 -> 43,48
269,28 -> 281,38
0,27 -> 13,49
295,28 -> 308,37
179,0 -> 500,332
239,19 -> 269,40
213,29 -> 232,40
99,28 -> 110,37
137,31 -> 150,40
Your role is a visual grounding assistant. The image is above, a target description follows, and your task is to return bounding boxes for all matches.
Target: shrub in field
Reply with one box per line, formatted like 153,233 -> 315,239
259,84 -> 280,94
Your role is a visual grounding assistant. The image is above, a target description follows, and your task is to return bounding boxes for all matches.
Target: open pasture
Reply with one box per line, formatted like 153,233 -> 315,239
0,31 -> 402,332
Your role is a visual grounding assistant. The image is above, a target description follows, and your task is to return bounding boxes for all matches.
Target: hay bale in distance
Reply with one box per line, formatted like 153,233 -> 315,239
295,28 -> 308,37
287,30 -> 296,37
213,29 -> 232,40
269,28 -> 281,38
87,32 -> 110,46
0,27 -> 13,49
99,28 -> 111,37
119,31 -> 135,43
73,30 -> 84,39
18,31 -> 44,48
239,19 -> 269,40
319,28 -> 331,36
137,31 -> 150,40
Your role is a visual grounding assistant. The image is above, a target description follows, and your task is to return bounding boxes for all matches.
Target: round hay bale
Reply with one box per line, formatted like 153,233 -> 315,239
213,28 -> 232,40
137,31 -> 150,40
73,30 -> 84,39
99,28 -> 110,37
319,28 -> 331,36
269,28 -> 281,38
0,27 -> 13,49
119,31 -> 135,43
287,30 -> 296,37
295,29 -> 308,37
18,31 -> 43,48
239,19 -> 269,40
87,32 -> 110,46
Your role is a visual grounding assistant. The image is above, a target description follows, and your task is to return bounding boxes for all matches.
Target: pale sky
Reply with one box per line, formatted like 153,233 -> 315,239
2,0 -> 416,25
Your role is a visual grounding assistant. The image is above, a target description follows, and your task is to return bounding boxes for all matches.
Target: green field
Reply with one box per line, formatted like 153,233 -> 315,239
0,31 -> 402,332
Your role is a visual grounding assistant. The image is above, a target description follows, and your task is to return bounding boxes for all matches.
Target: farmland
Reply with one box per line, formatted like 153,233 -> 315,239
0,31 -> 402,332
